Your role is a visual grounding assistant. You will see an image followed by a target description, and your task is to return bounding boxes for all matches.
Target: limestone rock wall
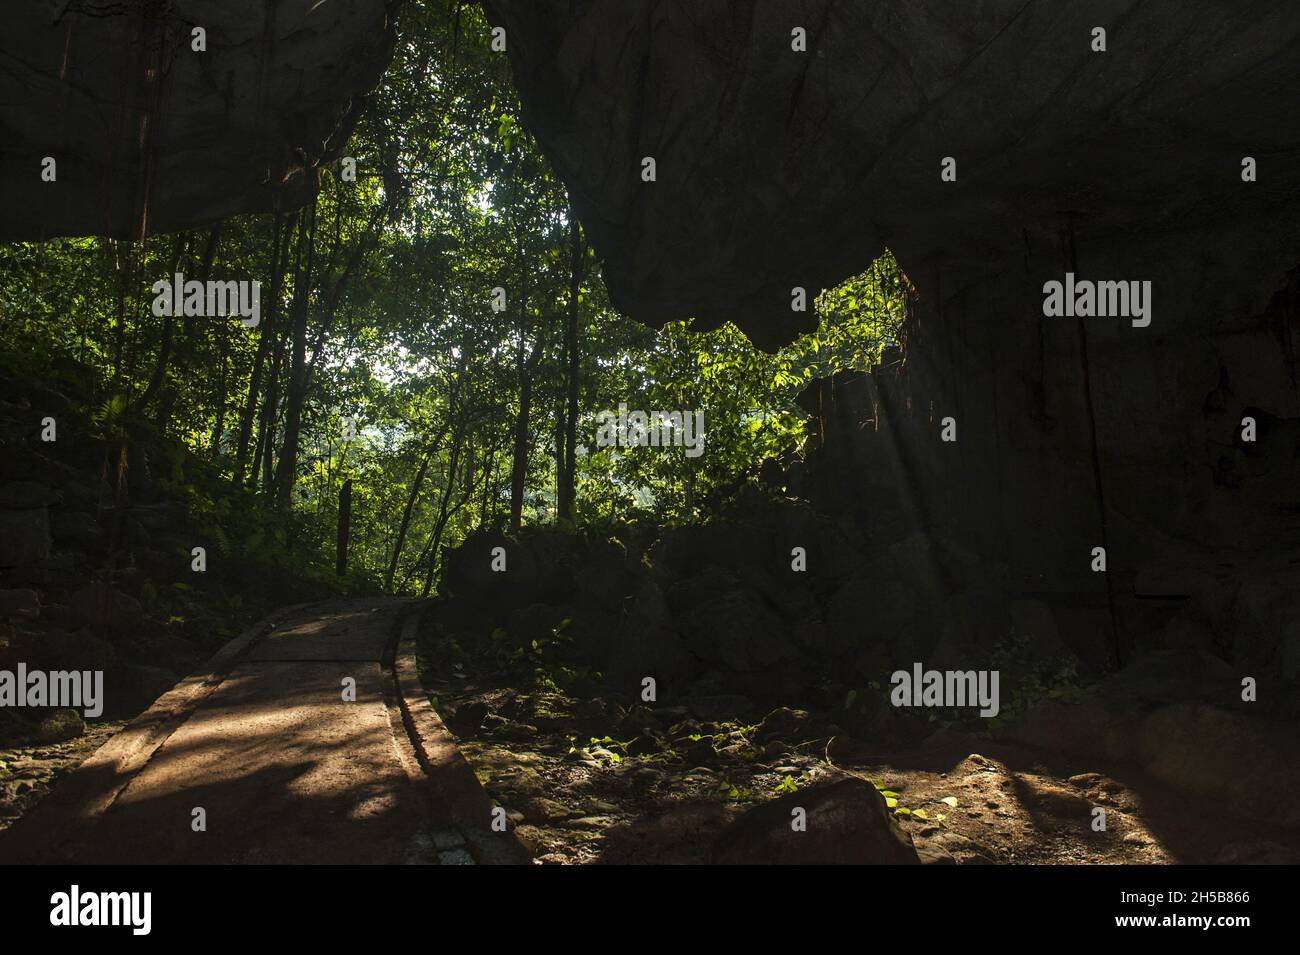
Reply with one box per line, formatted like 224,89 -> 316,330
0,0 -> 398,240
484,0 -> 1300,676
482,0 -> 1300,346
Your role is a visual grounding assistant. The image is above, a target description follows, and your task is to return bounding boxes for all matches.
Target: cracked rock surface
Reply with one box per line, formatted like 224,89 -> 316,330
483,0 -> 1300,347
0,0 -> 396,240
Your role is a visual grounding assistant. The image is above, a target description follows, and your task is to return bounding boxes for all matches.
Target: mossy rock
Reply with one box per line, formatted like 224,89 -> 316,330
37,707 -> 84,743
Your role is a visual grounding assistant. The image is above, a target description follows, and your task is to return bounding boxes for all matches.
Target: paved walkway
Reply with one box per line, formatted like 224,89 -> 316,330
0,599 -> 522,864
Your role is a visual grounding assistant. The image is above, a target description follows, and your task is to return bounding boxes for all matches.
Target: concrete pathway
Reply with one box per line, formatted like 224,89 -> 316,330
0,599 -> 523,864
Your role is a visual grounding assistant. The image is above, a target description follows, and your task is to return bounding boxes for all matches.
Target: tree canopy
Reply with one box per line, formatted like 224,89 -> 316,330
0,3 -> 906,597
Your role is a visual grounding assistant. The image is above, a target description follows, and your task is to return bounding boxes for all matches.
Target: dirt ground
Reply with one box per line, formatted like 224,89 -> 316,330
422,653 -> 1295,865
0,719 -> 126,832
3,603 -> 1291,866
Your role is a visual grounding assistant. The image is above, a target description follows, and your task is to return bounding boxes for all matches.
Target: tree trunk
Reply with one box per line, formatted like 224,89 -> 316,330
133,233 -> 188,411
479,433 -> 498,528
258,213 -> 305,492
275,196 -> 318,505
509,339 -> 541,533
158,224 -> 221,434
422,428 -> 474,597
234,211 -> 290,485
557,214 -> 584,521
180,223 -> 222,347
385,446 -> 434,592
336,478 -> 353,577
257,312 -> 293,491
111,239 -> 129,383
211,325 -> 230,455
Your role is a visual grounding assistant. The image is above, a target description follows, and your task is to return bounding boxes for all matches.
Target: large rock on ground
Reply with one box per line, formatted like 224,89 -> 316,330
712,777 -> 920,864
667,567 -> 801,694
607,579 -> 699,695
37,708 -> 85,744
999,651 -> 1300,829
31,628 -> 117,673
68,582 -> 144,634
440,528 -> 587,618
0,589 -> 41,621
0,509 -> 51,568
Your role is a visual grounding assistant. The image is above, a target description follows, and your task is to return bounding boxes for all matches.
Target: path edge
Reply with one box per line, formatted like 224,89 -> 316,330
392,604 -> 531,864
0,601 -> 319,863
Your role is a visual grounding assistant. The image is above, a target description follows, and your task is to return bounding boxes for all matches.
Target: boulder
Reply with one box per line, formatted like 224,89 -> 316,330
0,482 -> 61,509
507,603 -> 565,648
36,708 -> 85,743
712,778 -> 920,864
755,706 -> 810,744
683,694 -> 754,723
836,691 -> 907,744
31,628 -> 117,674
824,573 -> 914,663
48,510 -> 102,548
0,588 -> 40,620
1223,568 -> 1300,674
1009,598 -> 1070,660
1000,652 -> 1300,830
131,633 -> 203,682
1103,648 -> 1240,705
607,579 -> 699,694
1134,703 -> 1300,829
1134,557 -> 1219,598
1213,841 -> 1300,865
67,582 -> 144,633
448,699 -> 490,733
440,528 -> 578,617
573,538 -> 636,613
668,568 -> 799,683
0,508 -> 51,568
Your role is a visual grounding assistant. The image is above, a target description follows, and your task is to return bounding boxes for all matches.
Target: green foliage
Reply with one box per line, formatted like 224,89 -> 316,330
866,778 -> 947,821
986,631 -> 1092,727
575,255 -> 907,526
0,3 -> 908,594
774,774 -> 800,794
718,781 -> 754,801
573,735 -> 631,765
807,255 -> 910,374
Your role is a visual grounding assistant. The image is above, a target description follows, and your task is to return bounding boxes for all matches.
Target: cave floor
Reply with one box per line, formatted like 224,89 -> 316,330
0,720 -> 126,833
425,661 -> 1286,865
2,601 -> 1288,865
